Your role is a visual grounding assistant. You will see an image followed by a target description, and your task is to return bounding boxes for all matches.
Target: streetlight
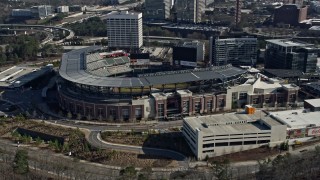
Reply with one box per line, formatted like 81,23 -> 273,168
99,130 -> 102,149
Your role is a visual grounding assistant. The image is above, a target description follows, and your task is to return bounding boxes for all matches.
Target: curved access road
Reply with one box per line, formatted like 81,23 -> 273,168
88,131 -> 189,168
0,24 -> 74,45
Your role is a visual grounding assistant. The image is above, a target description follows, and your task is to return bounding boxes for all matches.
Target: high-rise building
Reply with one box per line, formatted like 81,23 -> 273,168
209,37 -> 257,66
144,0 -> 172,20
105,11 -> 143,49
274,4 -> 307,26
175,0 -> 205,23
173,40 -> 205,67
235,0 -> 241,26
283,0 -> 304,6
265,39 -> 319,73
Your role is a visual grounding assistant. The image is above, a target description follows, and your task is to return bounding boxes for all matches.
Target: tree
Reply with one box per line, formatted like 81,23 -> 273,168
13,149 -> 29,174
0,54 -> 7,64
211,158 -> 232,180
67,112 -> 72,119
120,166 -> 137,179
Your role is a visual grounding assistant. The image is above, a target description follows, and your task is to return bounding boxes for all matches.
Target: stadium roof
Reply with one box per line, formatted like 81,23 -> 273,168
59,46 -> 246,88
263,69 -> 303,78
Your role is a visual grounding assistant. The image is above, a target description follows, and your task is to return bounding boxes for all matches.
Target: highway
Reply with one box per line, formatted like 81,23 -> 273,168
0,24 -> 75,45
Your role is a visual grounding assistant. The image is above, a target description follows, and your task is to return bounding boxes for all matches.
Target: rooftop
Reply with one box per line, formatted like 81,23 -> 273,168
0,66 -> 52,88
184,111 -> 283,135
305,99 -> 320,108
270,109 -> 320,129
303,82 -> 320,91
59,46 -> 246,87
263,69 -> 303,78
266,39 -> 312,47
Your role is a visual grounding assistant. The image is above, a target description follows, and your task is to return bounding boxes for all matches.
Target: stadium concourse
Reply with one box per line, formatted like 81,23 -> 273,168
57,46 -> 247,122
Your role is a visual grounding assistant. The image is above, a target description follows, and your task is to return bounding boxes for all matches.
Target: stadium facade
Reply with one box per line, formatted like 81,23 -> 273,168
57,46 -> 247,121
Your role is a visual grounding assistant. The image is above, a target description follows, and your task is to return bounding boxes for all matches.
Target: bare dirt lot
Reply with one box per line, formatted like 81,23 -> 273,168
101,130 -> 194,157
208,146 -> 280,163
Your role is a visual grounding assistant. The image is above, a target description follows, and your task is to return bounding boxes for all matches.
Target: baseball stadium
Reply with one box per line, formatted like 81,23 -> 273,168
57,46 -> 247,122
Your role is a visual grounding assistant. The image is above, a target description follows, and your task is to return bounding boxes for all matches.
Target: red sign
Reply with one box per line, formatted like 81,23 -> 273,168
308,128 -> 320,136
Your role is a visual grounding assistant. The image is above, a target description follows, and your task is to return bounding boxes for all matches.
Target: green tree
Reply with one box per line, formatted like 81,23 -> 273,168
0,53 -> 7,64
211,158 -> 232,180
13,149 -> 29,174
120,166 -> 137,179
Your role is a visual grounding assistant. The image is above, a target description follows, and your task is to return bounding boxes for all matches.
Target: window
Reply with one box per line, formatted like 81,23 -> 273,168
289,94 -> 296,102
243,141 -> 257,145
109,108 -> 116,119
230,142 -> 243,146
203,150 -> 214,153
182,101 -> 189,114
258,140 -> 270,144
207,100 -> 213,112
218,99 -> 225,107
232,92 -> 237,101
265,98 -> 270,104
215,142 -> 228,147
203,143 -> 215,148
195,102 -> 201,113
277,96 -> 284,103
122,109 -> 129,120
252,98 -> 260,104
98,108 -> 104,118
239,92 -> 247,100
158,103 -> 164,117
135,108 -> 142,119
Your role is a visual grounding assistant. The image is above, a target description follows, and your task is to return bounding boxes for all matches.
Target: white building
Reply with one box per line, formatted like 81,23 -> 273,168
183,111 -> 287,160
105,11 -> 143,49
225,74 -> 299,110
31,5 -> 53,19
57,6 -> 69,13
269,107 -> 320,139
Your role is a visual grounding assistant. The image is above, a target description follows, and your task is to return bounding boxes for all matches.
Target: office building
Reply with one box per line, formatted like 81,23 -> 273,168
105,11 -> 143,49
265,39 -> 319,73
11,9 -> 32,17
310,1 -> 320,13
274,4 -> 307,26
175,0 -> 205,23
283,0 -> 303,6
209,37 -> 257,66
30,5 -> 53,19
69,5 -> 86,12
144,0 -> 172,20
173,40 -> 204,67
301,82 -> 320,98
182,111 -> 287,159
226,74 -> 300,110
57,6 -> 69,13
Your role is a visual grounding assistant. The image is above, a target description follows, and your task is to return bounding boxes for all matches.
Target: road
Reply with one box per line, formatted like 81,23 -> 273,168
88,131 -> 189,168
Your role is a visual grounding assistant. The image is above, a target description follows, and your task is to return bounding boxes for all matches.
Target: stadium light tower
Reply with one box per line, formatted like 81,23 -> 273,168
235,0 -> 241,27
